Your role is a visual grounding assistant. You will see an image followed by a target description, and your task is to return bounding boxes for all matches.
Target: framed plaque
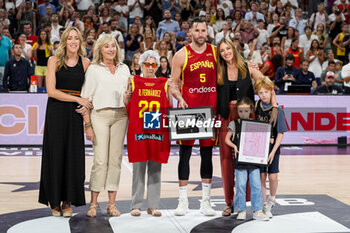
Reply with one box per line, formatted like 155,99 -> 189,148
168,107 -> 215,141
238,119 -> 271,166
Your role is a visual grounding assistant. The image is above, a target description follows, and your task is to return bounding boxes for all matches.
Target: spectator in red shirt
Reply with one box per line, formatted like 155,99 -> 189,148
338,0 -> 350,23
17,22 -> 38,46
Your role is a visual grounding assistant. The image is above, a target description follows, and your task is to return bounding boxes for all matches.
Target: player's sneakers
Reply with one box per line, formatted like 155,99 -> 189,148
174,197 -> 189,216
264,197 -> 276,218
263,204 -> 273,218
236,211 -> 246,220
200,197 -> 216,216
253,210 -> 270,221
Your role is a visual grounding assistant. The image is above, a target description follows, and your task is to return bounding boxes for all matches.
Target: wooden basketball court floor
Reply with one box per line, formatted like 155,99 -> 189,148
0,145 -> 350,232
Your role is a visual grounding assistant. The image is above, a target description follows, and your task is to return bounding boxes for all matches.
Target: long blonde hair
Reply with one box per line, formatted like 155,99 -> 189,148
157,39 -> 169,56
131,50 -> 143,71
217,38 -> 247,86
55,27 -> 86,70
179,0 -> 189,10
91,34 -> 122,65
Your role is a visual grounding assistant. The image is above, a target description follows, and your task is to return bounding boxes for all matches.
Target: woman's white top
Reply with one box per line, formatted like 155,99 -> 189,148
81,62 -> 130,110
308,55 -> 322,78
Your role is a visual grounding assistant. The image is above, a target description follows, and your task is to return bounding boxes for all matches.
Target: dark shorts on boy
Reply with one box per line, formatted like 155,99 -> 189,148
260,152 -> 280,174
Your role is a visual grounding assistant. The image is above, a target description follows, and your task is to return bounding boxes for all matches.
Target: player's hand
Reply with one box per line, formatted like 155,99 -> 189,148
233,145 -> 239,158
269,106 -> 278,127
178,99 -> 188,109
268,152 -> 275,164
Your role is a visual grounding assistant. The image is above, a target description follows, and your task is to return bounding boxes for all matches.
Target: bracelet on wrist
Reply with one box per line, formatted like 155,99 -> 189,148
84,122 -> 92,130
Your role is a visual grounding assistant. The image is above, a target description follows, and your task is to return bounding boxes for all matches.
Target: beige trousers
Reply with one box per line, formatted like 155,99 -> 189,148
89,108 -> 128,192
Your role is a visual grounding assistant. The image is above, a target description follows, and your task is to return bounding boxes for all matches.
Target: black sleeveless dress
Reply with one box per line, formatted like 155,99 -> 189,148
39,56 -> 86,208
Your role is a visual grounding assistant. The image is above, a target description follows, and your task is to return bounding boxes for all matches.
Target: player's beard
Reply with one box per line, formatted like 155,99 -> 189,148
193,37 -> 206,47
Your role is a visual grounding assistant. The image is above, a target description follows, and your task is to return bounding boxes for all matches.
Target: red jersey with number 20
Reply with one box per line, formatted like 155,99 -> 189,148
127,75 -> 171,163
181,43 -> 217,113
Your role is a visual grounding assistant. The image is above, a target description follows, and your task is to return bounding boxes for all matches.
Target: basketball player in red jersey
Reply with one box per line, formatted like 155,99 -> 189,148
170,17 -> 218,216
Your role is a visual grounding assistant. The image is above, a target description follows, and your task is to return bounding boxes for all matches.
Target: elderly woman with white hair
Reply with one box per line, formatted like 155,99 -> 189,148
124,50 -> 172,217
81,34 -> 130,217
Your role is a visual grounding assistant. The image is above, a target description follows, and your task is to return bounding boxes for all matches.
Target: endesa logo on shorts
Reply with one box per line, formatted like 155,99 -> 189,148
188,86 -> 216,94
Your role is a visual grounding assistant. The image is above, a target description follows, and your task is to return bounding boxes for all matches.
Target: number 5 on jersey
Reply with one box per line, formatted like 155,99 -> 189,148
200,73 -> 206,83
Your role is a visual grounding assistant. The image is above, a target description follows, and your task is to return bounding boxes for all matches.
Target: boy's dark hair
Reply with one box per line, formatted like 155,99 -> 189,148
176,35 -> 185,42
304,25 -> 312,31
291,37 -> 298,44
13,42 -> 22,48
190,17 -> 207,28
108,19 -> 117,26
236,97 -> 255,112
285,53 -> 295,62
248,38 -> 255,44
328,61 -> 336,66
225,16 -> 233,21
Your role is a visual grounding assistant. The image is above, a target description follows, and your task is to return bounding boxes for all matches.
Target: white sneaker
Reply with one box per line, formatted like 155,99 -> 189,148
253,210 -> 270,221
263,204 -> 273,218
174,197 -> 189,216
236,211 -> 246,220
200,197 -> 216,216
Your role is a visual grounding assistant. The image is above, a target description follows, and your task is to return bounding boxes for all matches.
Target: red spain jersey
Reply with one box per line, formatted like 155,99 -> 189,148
287,48 -> 301,68
126,75 -> 171,163
181,43 -> 217,113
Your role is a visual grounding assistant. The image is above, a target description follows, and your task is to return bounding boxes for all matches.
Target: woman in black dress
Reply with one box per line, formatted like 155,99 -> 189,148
39,27 -> 92,217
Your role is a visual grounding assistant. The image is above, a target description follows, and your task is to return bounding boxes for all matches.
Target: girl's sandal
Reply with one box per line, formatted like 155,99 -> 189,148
222,205 -> 232,216
107,204 -> 121,217
130,208 -> 141,217
86,203 -> 98,218
147,208 -> 162,217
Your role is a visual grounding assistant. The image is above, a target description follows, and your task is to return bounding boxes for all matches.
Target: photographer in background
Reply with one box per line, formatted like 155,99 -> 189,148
275,54 -> 301,94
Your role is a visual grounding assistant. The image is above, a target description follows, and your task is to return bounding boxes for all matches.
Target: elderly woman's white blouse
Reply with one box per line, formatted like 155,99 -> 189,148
81,62 -> 130,110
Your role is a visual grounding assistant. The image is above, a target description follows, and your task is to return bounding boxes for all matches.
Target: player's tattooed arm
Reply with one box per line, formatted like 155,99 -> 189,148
168,78 -> 188,109
170,50 -> 188,109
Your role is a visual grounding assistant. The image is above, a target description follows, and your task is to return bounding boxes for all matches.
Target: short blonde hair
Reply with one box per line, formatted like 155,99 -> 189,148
254,76 -> 274,93
91,34 -> 122,65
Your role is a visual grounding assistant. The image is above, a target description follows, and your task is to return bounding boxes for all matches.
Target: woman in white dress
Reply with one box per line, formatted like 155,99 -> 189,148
306,39 -> 324,79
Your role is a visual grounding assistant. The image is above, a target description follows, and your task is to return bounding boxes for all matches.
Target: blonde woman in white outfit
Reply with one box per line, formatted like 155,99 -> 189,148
81,34 -> 130,218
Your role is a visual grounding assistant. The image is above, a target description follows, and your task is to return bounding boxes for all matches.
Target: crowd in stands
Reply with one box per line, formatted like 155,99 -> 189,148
0,0 -> 350,94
